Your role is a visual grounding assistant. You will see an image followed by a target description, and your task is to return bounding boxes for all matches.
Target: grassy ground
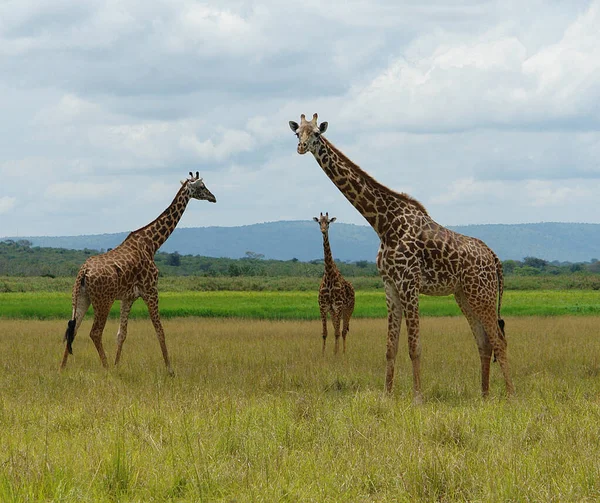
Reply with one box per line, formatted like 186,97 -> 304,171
1,289 -> 599,320
1,316 -> 600,501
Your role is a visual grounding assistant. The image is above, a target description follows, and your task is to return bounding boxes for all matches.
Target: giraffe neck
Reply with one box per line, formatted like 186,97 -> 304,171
321,231 -> 338,277
312,137 -> 428,238
131,184 -> 191,254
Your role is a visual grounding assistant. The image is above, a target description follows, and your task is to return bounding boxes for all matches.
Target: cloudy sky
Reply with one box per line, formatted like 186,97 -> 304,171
1,0 -> 599,238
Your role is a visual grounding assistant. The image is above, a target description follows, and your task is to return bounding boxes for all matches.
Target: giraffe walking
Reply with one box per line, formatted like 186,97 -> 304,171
60,172 -> 216,375
290,114 -> 514,401
314,212 -> 355,355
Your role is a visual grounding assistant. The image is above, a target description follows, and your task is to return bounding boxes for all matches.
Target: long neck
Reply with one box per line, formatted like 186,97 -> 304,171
131,185 -> 191,254
312,137 -> 428,237
322,231 -> 338,275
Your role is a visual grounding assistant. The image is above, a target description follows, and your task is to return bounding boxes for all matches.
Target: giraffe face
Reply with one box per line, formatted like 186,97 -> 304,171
313,212 -> 336,234
289,113 -> 328,155
188,178 -> 217,203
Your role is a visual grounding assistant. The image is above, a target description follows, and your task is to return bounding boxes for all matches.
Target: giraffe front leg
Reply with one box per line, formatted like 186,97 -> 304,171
114,299 -> 134,367
143,291 -> 174,376
383,279 -> 403,394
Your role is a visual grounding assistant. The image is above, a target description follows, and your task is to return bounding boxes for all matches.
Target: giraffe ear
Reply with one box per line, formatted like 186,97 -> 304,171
330,217 -> 336,223
313,217 -> 319,222
181,180 -> 186,185
319,122 -> 328,133
289,121 -> 299,133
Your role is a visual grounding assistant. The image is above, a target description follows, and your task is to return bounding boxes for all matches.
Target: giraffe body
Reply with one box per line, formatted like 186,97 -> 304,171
60,173 -> 216,374
290,114 -> 513,401
314,212 -> 355,354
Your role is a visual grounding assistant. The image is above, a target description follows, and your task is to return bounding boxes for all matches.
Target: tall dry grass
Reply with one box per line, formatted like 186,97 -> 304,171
1,316 -> 600,501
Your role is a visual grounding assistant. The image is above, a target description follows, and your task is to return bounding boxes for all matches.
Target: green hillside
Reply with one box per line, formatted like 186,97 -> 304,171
2,221 -> 600,262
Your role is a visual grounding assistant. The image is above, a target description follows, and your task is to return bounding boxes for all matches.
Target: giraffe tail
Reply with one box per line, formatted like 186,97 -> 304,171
65,319 -> 76,354
494,253 -> 505,363
64,267 -> 86,355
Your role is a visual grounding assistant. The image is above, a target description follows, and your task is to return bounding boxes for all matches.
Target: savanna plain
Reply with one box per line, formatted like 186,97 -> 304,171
1,291 -> 600,501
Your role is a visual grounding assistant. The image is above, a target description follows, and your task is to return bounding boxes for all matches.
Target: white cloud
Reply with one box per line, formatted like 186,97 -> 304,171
45,181 -> 122,200
0,0 -> 599,238
525,180 -> 592,207
180,129 -> 254,161
0,197 -> 17,215
344,2 -> 600,131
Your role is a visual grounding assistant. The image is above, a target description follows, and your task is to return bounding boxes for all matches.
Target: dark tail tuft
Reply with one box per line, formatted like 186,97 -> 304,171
65,319 -> 76,355
493,319 -> 506,363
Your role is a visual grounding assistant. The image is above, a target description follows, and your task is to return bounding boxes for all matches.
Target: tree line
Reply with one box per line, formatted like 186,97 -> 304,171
1,239 -> 599,279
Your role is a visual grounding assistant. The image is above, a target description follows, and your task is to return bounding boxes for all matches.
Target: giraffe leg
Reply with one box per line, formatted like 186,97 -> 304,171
382,279 -> 403,394
455,290 -> 492,397
332,311 -> 342,355
341,308 -> 351,354
320,309 -> 328,355
479,313 -> 514,396
88,303 -> 111,369
461,288 -> 515,396
60,293 -> 91,370
142,291 -> 174,376
404,304 -> 423,404
114,299 -> 134,367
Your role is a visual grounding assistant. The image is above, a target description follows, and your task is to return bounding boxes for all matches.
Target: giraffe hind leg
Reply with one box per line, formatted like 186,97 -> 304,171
341,308 -> 352,354
114,299 -> 134,367
456,289 -> 514,396
332,312 -> 342,355
455,291 -> 492,397
320,309 -> 328,355
143,291 -> 174,376
88,302 -> 112,369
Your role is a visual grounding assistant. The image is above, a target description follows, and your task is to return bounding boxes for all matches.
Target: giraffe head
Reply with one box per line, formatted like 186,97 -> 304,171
313,212 -> 336,234
182,171 -> 217,203
289,113 -> 328,154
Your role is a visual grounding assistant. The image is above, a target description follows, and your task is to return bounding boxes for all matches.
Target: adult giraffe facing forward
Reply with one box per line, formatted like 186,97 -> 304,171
290,114 -> 514,402
314,212 -> 355,355
60,172 -> 216,375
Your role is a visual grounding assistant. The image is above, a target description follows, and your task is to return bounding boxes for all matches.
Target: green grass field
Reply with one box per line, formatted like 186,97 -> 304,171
1,316 -> 600,501
1,289 -> 599,320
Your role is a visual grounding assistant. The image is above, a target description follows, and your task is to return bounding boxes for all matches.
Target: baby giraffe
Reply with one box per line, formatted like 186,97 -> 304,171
314,212 -> 356,354
60,172 -> 216,375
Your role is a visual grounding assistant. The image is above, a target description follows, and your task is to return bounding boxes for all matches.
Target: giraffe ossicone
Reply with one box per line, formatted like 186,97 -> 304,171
60,172 -> 216,374
291,113 -> 514,401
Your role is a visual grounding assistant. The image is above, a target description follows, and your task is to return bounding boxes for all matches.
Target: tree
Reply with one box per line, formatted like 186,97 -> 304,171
523,257 -> 547,270
166,251 -> 181,267
243,251 -> 265,261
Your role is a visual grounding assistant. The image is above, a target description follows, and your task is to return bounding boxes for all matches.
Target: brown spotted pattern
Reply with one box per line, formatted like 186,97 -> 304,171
313,212 -> 355,355
60,172 -> 216,374
290,114 -> 514,401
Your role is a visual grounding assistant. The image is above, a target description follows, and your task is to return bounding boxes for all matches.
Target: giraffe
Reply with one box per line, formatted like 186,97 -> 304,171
290,114 -> 514,401
59,172 -> 216,375
313,212 -> 355,355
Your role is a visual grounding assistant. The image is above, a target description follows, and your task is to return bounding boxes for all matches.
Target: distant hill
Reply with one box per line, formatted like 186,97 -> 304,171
3,221 -> 599,263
